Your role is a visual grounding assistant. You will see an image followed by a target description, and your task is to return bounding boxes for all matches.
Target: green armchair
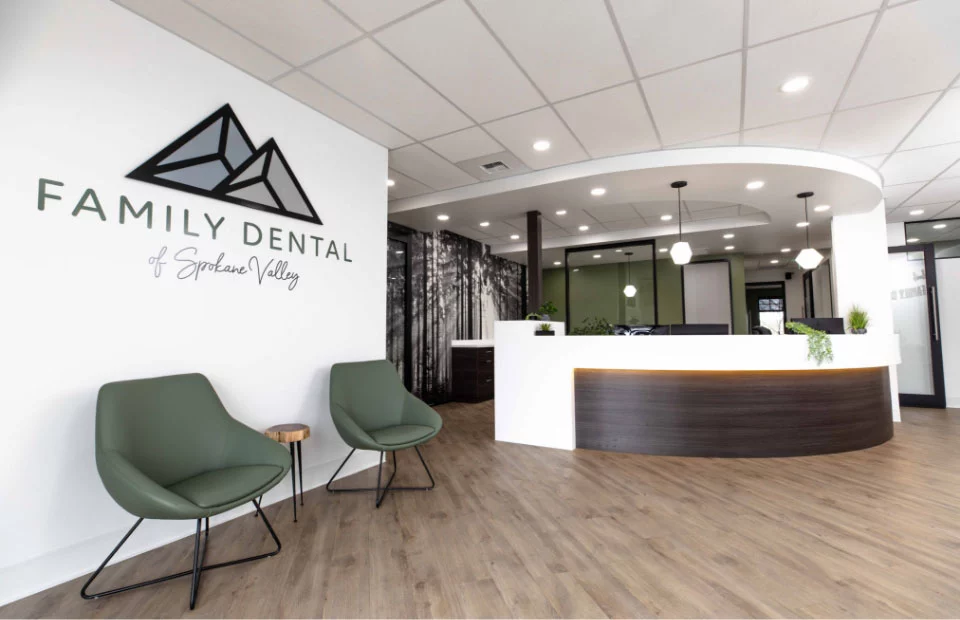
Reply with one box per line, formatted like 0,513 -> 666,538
82,373 -> 291,610
326,360 -> 442,508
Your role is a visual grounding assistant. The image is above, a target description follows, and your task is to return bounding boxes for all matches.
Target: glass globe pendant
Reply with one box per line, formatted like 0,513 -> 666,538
623,251 -> 637,297
795,191 -> 824,270
669,181 -> 691,265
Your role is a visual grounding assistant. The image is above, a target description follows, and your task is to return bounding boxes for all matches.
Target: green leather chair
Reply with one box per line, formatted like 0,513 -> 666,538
326,360 -> 442,508
82,373 -> 291,610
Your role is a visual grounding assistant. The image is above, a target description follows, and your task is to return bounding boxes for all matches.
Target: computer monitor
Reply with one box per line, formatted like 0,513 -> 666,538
669,324 -> 730,335
788,318 -> 844,335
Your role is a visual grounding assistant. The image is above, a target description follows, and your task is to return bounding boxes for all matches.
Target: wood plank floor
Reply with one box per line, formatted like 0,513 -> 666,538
4,403 -> 960,618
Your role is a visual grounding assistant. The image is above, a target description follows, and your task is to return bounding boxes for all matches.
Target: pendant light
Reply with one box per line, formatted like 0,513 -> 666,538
669,181 -> 692,265
623,251 -> 637,298
795,191 -> 824,270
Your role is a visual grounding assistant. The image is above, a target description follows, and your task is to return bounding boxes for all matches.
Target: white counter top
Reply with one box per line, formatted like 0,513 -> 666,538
494,320 -> 900,450
451,339 -> 494,348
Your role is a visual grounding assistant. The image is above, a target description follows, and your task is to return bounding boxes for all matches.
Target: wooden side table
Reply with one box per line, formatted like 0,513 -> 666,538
261,423 -> 310,523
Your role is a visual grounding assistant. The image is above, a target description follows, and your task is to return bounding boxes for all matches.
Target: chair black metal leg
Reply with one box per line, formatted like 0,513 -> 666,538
297,440 -> 304,506
80,500 -> 282,610
326,446 -> 436,508
289,443 -> 297,523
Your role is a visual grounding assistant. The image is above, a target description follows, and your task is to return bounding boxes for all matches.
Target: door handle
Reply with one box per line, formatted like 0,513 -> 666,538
931,285 -> 941,342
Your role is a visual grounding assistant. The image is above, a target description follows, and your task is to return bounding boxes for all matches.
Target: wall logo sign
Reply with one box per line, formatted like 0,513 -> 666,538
128,104 -> 321,225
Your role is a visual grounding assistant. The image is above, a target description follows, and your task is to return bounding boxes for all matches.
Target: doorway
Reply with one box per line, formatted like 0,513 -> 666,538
386,235 -> 413,390
746,282 -> 786,334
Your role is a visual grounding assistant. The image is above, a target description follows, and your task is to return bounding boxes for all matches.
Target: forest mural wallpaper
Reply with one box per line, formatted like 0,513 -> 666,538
388,222 -> 526,404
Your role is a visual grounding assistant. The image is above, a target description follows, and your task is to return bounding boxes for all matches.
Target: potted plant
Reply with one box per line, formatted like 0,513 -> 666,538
786,321 -> 834,366
847,305 -> 870,334
570,317 -> 614,336
537,301 -> 558,321
535,322 -> 554,336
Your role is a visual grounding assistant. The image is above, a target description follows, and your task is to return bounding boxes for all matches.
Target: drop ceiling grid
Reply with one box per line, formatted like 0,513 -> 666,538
112,0 -> 960,224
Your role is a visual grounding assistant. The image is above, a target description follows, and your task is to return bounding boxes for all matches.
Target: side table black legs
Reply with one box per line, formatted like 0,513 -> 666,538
261,424 -> 311,523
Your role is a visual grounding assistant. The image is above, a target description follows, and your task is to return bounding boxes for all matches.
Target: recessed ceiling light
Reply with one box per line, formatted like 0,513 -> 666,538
781,247 -> 791,253
590,187 -> 606,197
770,259 -> 780,264
615,249 -> 622,252
660,214 -> 673,221
933,223 -> 947,229
533,139 -> 551,151
386,179 -> 395,187
593,254 -> 601,259
796,221 -> 809,228
723,233 -> 735,239
573,268 -> 580,272
555,209 -> 567,215
910,209 -> 925,216
746,180 -> 765,190
907,237 -> 919,243
814,204 -> 831,212
437,214 -> 449,221
510,234 -> 520,240
658,248 -> 668,253
725,245 -> 735,250
553,261 -> 562,266
479,221 -> 490,227
780,76 -> 811,93
579,225 -> 589,231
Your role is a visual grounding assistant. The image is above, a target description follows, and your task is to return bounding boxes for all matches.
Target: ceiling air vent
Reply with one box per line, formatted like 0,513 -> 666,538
480,160 -> 510,174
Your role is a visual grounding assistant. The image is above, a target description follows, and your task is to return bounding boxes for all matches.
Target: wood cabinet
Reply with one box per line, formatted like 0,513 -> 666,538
451,346 -> 494,402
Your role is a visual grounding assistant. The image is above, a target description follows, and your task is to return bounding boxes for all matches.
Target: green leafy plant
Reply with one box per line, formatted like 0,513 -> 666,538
570,317 -> 614,336
847,305 -> 870,332
525,313 -> 541,321
537,300 -> 558,316
786,321 -> 834,366
538,323 -> 553,332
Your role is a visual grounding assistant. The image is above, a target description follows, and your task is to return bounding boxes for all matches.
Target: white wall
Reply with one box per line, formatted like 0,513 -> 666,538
745,269 -> 804,321
0,0 -> 386,605
936,259 -> 960,408
831,202 -> 900,421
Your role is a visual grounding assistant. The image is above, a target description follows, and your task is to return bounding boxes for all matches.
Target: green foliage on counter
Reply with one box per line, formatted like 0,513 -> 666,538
570,317 -> 614,336
786,321 -> 834,366
538,323 -> 554,333
847,305 -> 870,332
537,300 -> 558,316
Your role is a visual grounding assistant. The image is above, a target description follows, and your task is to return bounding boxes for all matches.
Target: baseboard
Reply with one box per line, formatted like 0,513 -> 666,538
0,450 -> 380,608
947,396 -> 960,409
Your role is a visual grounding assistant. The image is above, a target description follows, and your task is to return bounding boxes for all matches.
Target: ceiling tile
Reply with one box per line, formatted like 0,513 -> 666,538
375,0 -> 544,122
190,0 -> 360,66
423,127 -> 502,163
748,0 -> 881,45
643,53 -> 741,145
472,0 -> 632,101
389,144 -> 478,190
610,0 -> 742,77
859,154 -> 887,169
555,83 -> 660,158
668,133 -> 741,148
387,169 -> 433,200
882,182 -> 925,208
903,177 -> 960,206
900,89 -> 960,150
820,93 -> 938,157
542,228 -> 571,240
305,39 -> 472,140
744,16 -> 873,128
601,218 -> 648,232
114,0 -> 291,80
328,0 -> 436,31
880,142 -> 960,185
448,226 -> 491,240
741,115 -> 830,149
584,203 -> 641,222
929,202 -> 960,219
274,72 -> 413,148
477,221 -> 521,237
842,0 -> 960,108
456,150 -> 530,180
632,201 -> 680,220
483,107 -> 588,169
888,202 -> 955,222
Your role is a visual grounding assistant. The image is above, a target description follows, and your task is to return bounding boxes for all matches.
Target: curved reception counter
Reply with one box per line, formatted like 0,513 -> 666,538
494,321 -> 900,458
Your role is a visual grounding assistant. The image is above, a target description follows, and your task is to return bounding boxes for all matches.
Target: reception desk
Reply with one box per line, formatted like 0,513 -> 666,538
494,321 -> 900,457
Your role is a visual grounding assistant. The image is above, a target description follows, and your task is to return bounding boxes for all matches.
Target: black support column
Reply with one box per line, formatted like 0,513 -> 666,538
526,210 -> 543,313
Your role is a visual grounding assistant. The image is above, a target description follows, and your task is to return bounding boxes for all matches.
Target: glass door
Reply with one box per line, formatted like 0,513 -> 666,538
386,236 -> 412,390
888,245 -> 945,408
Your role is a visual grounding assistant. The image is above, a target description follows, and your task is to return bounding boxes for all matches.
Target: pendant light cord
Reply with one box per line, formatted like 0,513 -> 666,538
676,186 -> 683,241
804,195 -> 811,248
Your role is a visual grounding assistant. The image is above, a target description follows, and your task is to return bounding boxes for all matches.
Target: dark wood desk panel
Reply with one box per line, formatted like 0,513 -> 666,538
574,367 -> 893,457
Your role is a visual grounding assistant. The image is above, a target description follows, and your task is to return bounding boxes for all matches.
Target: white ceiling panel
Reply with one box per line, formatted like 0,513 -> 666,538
745,16 -> 873,128
632,200 -> 681,220
375,0 -> 544,122
476,221 -> 522,237
900,89 -> 960,150
472,0 -> 631,101
821,93 -> 938,157
389,144 -> 478,190
114,0 -> 291,80
190,0 -> 360,66
888,202 -> 954,223
643,53 -> 742,146
842,0 -> 960,108
601,218 -> 648,232
274,72 -> 413,148
305,39 -> 472,140
748,0 -> 881,45
879,142 -> 960,185
882,182 -> 925,208
328,0 -> 436,31
929,202 -> 960,219
903,177 -> 960,206
555,83 -> 660,158
859,154 -> 887,169
423,127 -> 502,163
387,169 -> 433,200
584,203 -> 641,222
741,115 -> 830,149
669,133 -> 741,148
610,0 -> 742,77
503,217 -> 561,232
483,107 -> 588,169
